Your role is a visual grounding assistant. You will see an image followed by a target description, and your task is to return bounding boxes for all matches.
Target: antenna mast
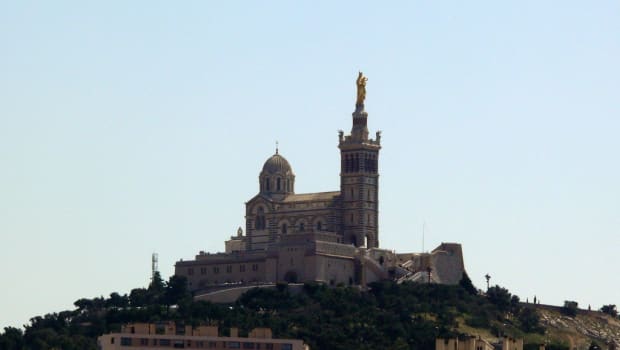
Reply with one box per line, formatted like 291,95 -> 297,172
151,252 -> 159,281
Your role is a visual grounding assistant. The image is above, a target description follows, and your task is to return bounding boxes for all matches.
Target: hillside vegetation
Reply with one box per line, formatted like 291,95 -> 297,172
0,273 -> 617,350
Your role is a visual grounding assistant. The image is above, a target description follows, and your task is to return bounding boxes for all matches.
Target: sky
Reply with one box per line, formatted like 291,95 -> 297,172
1,1 -> 619,329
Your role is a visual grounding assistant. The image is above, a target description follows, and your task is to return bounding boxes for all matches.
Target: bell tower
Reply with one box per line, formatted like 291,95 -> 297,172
339,72 -> 381,248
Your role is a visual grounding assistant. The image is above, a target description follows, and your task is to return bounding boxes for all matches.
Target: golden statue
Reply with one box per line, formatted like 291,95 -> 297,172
356,71 -> 368,105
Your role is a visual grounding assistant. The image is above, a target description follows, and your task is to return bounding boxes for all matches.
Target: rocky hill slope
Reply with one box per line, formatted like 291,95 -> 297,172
537,307 -> 620,349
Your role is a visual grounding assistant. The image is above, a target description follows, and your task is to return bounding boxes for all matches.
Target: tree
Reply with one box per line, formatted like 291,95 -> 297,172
73,298 -> 93,311
129,288 -> 149,307
518,307 -> 544,333
149,271 -> 165,292
389,337 -> 409,350
562,301 -> 578,317
459,271 -> 477,295
164,275 -> 190,306
600,304 -> 618,317
147,271 -> 166,304
0,327 -> 24,350
487,285 -> 512,312
106,292 -> 129,308
510,295 -> 522,314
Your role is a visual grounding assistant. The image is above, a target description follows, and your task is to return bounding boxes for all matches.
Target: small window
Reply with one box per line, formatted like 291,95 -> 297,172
282,223 -> 287,234
188,268 -> 194,275
160,339 -> 171,346
282,344 -> 293,350
213,266 -> 220,274
316,221 -> 322,231
276,178 -> 281,191
240,265 -> 246,272
299,222 -> 305,232
226,265 -> 232,273
121,337 -> 132,346
228,342 -> 241,348
201,267 -> 207,275
252,264 -> 258,271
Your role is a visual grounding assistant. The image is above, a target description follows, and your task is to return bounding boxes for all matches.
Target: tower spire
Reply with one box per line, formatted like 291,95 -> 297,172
275,140 -> 279,154
338,72 -> 381,249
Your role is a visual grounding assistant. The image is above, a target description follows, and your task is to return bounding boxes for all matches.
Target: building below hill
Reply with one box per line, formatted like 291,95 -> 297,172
436,336 -> 525,350
175,73 -> 466,294
97,322 -> 309,350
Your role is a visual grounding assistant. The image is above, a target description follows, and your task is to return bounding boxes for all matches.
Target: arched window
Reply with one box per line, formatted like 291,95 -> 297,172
282,223 -> 287,234
316,221 -> 323,231
276,178 -> 281,191
299,222 -> 305,232
255,207 -> 266,230
265,178 -> 270,191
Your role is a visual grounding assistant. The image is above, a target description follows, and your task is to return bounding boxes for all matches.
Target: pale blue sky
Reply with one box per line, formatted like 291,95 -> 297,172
1,1 -> 619,329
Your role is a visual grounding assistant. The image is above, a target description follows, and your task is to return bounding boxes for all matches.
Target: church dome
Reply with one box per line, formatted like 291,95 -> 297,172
262,152 -> 293,175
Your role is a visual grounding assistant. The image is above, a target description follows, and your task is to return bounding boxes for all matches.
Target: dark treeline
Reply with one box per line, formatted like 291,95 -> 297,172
0,272 -> 546,350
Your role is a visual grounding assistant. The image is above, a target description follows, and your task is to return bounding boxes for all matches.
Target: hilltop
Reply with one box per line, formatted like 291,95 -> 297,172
0,276 -> 618,350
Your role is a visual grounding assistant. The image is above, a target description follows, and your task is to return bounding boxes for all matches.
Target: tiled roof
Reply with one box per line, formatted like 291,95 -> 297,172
282,191 -> 340,203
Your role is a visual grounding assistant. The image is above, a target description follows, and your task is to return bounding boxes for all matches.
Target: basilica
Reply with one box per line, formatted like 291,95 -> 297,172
175,73 -> 465,294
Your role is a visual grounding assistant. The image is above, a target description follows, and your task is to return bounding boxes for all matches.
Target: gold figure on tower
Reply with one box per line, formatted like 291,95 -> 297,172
356,71 -> 368,105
